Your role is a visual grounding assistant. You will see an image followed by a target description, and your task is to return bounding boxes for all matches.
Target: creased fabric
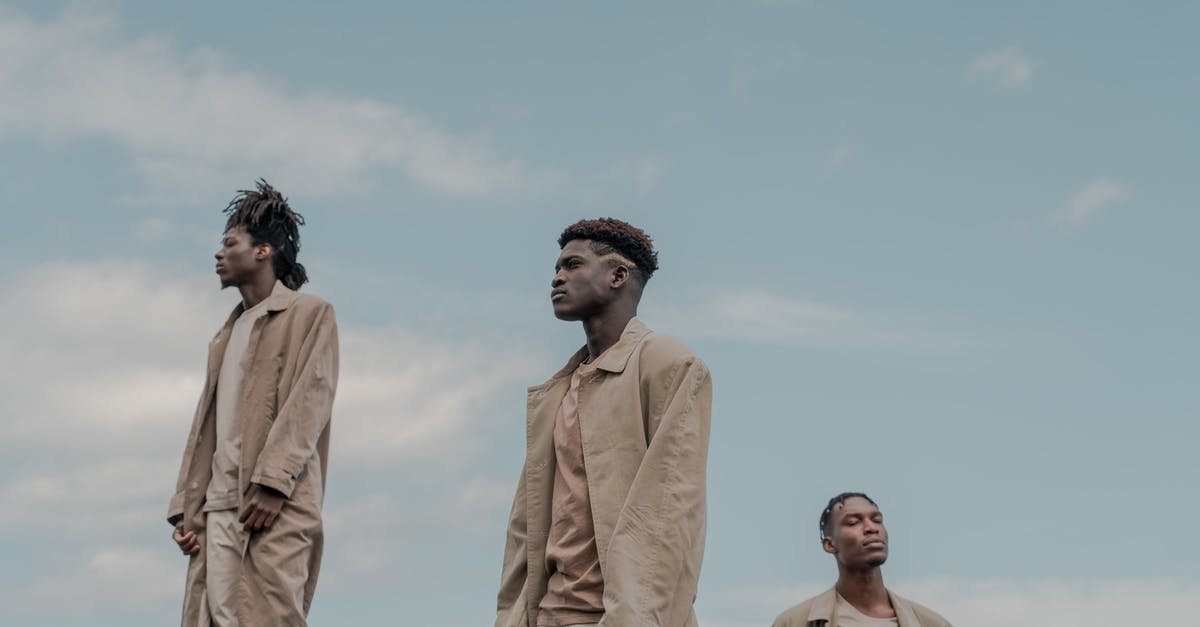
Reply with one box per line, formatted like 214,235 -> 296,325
167,282 -> 338,627
772,587 -> 954,627
497,318 -> 712,627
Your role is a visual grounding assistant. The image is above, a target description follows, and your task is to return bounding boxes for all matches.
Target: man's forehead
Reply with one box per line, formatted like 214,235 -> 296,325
560,239 -> 595,255
835,497 -> 881,517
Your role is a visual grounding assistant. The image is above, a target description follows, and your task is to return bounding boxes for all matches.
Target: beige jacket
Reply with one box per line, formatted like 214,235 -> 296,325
772,587 -> 953,627
496,318 -> 712,627
167,282 -> 339,626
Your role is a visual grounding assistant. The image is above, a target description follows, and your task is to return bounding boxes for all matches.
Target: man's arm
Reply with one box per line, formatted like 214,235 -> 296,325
249,302 -> 339,498
600,352 -> 712,626
495,468 -> 529,627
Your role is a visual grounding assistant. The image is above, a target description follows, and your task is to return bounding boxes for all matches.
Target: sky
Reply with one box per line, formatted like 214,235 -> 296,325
0,1 -> 1196,625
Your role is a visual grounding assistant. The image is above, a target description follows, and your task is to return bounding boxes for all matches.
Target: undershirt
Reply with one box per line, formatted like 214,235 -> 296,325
836,593 -> 899,627
537,358 -> 605,626
203,296 -> 271,512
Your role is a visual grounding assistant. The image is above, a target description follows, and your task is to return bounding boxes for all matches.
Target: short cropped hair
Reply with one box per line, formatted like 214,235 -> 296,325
558,218 -> 659,284
819,492 -> 878,540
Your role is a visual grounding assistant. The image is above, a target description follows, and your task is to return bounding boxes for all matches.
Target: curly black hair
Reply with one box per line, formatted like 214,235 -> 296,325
818,492 -> 878,541
223,179 -> 308,290
558,218 -> 659,284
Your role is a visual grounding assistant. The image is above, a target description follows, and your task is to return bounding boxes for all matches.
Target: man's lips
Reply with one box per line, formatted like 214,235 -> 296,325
863,539 -> 887,548
551,289 -> 567,301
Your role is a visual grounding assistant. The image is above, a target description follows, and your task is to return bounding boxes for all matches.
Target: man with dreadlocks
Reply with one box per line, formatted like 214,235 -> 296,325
167,179 -> 339,627
495,218 -> 712,627
772,493 -> 953,627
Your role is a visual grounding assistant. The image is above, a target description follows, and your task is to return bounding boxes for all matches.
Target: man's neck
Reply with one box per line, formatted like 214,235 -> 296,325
237,273 -> 276,310
581,306 -> 636,362
835,568 -> 893,618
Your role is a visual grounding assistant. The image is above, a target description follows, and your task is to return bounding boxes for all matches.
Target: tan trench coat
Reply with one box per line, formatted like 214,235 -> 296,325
496,318 -> 712,627
772,587 -> 953,627
167,282 -> 339,627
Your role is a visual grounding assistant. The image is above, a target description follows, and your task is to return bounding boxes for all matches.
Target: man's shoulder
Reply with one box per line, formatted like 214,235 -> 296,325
638,329 -> 707,372
291,291 -> 332,311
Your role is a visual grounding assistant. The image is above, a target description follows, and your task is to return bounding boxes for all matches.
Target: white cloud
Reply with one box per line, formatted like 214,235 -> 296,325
0,255 -> 547,618
1057,178 -> 1131,225
646,288 -> 949,350
0,257 -> 546,531
969,48 -> 1034,89
1,546 -> 182,617
0,7 -> 549,199
704,578 -> 1200,626
613,157 -> 665,192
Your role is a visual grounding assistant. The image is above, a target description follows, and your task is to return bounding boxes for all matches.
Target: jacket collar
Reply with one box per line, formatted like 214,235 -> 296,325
592,317 -> 651,373
225,280 -> 296,319
807,587 -> 921,627
542,317 -> 652,382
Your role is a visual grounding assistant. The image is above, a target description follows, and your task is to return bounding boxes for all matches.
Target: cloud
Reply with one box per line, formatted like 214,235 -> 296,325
646,288 -> 950,350
969,48 -> 1034,89
0,255 -> 547,617
0,256 -> 545,526
1057,178 -> 1131,225
1,546 -> 182,617
703,578 -> 1200,626
0,7 -> 550,200
613,157 -> 665,192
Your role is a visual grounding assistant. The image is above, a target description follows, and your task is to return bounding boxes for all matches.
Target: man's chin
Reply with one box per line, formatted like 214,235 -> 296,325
219,277 -> 238,289
866,556 -> 887,568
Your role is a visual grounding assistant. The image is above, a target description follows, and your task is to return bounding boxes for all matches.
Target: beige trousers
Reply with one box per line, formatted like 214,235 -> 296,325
205,509 -> 248,627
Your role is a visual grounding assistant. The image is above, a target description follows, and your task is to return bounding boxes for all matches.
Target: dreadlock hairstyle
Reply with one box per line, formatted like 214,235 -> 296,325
558,218 -> 660,285
818,492 -> 878,541
223,179 -> 308,290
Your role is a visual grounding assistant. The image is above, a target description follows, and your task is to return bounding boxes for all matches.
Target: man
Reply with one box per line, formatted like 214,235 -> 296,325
772,493 -> 952,627
496,218 -> 713,627
167,179 -> 339,627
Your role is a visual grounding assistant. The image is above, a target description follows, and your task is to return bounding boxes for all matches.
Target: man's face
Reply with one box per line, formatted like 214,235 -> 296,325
214,225 -> 269,288
823,496 -> 889,570
551,239 -> 621,321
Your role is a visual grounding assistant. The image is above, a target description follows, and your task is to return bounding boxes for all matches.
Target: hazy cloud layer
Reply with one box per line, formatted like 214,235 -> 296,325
648,287 -> 952,351
0,8 -> 548,200
1057,178 -> 1131,225
969,48 -> 1034,89
0,257 -> 545,615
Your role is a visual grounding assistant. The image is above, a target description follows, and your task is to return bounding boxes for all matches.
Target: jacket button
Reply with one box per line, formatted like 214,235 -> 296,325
190,481 -> 199,489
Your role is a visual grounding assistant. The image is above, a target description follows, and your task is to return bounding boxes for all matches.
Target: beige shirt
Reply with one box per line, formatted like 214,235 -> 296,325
204,295 -> 271,512
836,594 -> 899,627
538,359 -> 605,626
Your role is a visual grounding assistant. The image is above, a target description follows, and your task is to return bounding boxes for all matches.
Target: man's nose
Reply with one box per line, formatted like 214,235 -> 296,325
551,271 -> 565,287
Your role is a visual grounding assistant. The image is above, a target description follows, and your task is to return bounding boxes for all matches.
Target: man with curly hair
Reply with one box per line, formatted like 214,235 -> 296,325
496,218 -> 713,627
772,493 -> 953,627
167,180 -> 339,626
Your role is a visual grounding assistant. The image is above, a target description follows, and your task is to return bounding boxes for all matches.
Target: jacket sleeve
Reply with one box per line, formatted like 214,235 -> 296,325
250,302 -> 339,497
495,466 -> 529,627
600,354 -> 712,626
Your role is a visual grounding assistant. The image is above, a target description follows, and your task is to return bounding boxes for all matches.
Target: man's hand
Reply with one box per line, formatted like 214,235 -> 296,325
172,523 -> 200,556
239,483 -> 287,532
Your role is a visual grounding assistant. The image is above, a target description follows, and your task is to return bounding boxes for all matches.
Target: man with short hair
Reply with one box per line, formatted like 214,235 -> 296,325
167,179 -> 339,626
772,493 -> 952,627
496,218 -> 713,627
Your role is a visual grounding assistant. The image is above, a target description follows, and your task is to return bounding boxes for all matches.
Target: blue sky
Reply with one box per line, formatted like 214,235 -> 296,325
0,2 -> 1196,625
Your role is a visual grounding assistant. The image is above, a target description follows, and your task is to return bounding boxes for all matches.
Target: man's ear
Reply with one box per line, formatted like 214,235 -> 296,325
610,263 -> 629,289
255,242 -> 273,262
821,536 -> 837,555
